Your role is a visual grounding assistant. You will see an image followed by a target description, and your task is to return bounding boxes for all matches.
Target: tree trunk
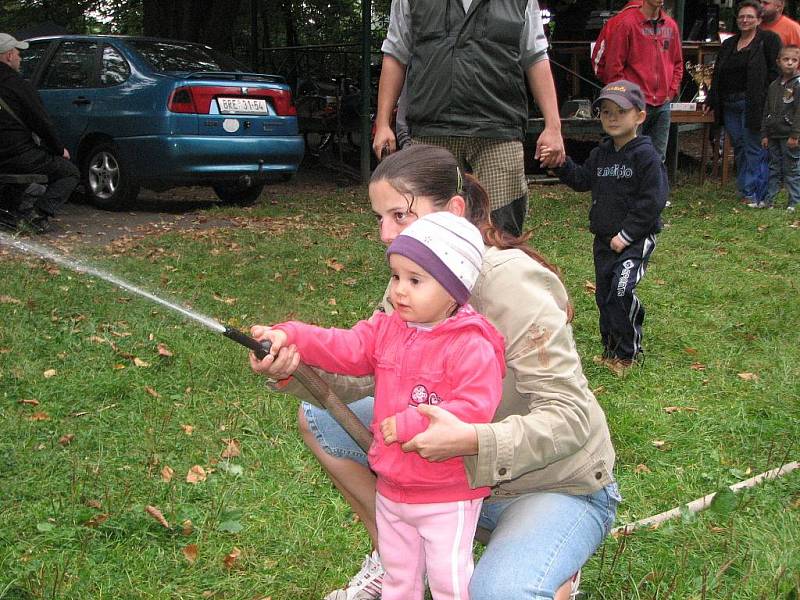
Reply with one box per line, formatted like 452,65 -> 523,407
142,0 -> 242,51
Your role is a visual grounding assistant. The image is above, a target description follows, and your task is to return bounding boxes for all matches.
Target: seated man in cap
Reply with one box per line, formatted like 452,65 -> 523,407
0,32 -> 78,233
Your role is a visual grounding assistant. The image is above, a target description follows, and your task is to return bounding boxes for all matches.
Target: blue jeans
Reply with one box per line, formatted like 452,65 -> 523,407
641,101 -> 671,162
642,102 -> 672,162
303,399 -> 621,599
766,138 -> 800,207
723,97 -> 768,202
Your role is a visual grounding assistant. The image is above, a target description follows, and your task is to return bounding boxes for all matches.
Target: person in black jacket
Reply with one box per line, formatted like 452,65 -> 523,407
546,80 -> 668,375
0,33 -> 78,233
759,44 -> 800,210
704,1 -> 782,205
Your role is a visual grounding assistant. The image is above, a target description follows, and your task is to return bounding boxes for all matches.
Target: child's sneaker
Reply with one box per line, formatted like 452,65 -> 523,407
747,200 -> 766,208
788,205 -> 796,212
569,569 -> 582,599
324,550 -> 384,600
594,355 -> 634,377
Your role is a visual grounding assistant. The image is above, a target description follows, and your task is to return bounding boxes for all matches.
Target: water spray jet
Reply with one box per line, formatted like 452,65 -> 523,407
0,231 -> 372,451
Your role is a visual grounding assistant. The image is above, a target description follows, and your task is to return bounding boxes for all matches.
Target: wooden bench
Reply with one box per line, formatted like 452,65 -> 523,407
0,173 -> 48,185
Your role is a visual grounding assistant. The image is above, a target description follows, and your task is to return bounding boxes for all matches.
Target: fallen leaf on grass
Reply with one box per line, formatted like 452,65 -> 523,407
157,343 -> 173,357
664,406 -> 698,414
133,357 -> 150,368
634,463 -> 651,474
113,364 -> 126,370
144,386 -> 161,398
684,347 -> 698,355
690,362 -> 706,371
651,440 -> 667,449
738,372 -> 759,382
43,369 -> 57,378
85,499 -> 102,509
85,513 -> 109,527
161,465 -> 174,482
58,434 -> 75,445
182,544 -> 198,563
0,295 -> 22,304
18,398 -> 39,406
181,424 -> 194,435
221,439 -> 240,459
186,465 -> 207,484
325,258 -> 345,272
583,280 -> 596,294
223,547 -> 242,569
328,298 -> 337,306
213,293 -> 237,305
28,412 -> 50,421
145,505 -> 170,529
182,519 -> 194,536
343,277 -> 358,286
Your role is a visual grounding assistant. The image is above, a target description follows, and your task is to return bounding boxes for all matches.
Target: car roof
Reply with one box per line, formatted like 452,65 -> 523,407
25,34 -> 215,50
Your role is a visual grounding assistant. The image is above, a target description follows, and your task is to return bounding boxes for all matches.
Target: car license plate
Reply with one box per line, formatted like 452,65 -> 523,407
218,97 -> 269,115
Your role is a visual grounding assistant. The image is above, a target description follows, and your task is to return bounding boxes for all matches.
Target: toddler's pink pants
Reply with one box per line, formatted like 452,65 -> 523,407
376,492 -> 483,600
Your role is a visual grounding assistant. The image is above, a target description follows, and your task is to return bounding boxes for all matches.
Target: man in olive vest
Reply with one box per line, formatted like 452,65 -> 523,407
372,0 -> 565,237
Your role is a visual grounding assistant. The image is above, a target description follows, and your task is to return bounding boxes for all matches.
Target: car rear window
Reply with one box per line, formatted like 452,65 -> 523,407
127,40 -> 244,73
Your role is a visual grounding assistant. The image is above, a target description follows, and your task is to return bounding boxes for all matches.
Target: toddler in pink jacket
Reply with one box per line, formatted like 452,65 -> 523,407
255,212 -> 505,600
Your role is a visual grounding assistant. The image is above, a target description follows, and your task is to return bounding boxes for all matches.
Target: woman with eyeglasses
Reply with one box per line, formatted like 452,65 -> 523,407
705,0 -> 781,205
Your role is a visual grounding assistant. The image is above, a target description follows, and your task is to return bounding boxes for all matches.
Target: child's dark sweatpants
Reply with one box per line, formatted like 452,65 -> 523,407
593,233 -> 657,360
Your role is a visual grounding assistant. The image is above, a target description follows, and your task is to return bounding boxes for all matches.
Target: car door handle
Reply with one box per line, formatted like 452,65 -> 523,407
72,97 -> 91,106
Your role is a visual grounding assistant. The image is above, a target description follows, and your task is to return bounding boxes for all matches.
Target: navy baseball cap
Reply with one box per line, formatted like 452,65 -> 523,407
592,80 -> 646,112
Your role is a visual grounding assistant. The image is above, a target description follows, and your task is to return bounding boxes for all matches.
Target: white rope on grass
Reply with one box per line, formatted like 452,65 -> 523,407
612,461 -> 799,536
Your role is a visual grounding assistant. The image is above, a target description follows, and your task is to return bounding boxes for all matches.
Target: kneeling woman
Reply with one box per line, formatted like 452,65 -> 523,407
252,144 -> 621,600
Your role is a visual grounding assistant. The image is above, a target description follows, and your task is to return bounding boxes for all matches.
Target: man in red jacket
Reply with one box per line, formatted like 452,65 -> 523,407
594,0 -> 683,161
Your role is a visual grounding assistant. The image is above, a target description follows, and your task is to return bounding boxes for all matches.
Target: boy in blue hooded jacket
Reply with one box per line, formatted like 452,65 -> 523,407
545,80 -> 668,374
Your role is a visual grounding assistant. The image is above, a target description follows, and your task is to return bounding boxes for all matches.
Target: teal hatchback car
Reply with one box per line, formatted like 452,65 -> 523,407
20,35 -> 304,208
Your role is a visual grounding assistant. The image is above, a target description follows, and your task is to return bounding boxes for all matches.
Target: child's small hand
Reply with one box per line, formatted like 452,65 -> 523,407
610,234 -> 628,253
380,416 -> 398,445
761,137 -> 769,149
789,137 -> 799,149
248,326 -> 293,377
538,145 -> 552,162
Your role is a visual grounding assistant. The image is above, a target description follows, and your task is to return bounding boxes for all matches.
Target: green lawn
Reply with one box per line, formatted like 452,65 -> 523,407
1,177 -> 798,599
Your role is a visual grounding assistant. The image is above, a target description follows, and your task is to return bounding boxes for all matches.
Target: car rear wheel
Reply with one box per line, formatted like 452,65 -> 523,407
83,143 -> 139,209
212,181 -> 265,205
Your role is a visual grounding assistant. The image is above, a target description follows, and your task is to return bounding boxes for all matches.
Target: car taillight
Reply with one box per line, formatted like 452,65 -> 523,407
168,87 -> 198,113
269,89 -> 297,117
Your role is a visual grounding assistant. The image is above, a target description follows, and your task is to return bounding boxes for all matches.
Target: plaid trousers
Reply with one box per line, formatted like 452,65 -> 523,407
411,136 -> 527,211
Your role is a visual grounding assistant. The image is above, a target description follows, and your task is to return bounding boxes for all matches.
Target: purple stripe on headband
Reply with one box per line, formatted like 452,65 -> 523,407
387,236 -> 470,305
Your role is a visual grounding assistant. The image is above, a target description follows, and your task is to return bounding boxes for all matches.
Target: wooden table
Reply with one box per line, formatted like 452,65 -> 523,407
670,110 -> 733,185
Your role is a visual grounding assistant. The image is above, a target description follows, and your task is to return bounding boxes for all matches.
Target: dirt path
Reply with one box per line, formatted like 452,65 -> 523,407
41,167 -> 345,248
